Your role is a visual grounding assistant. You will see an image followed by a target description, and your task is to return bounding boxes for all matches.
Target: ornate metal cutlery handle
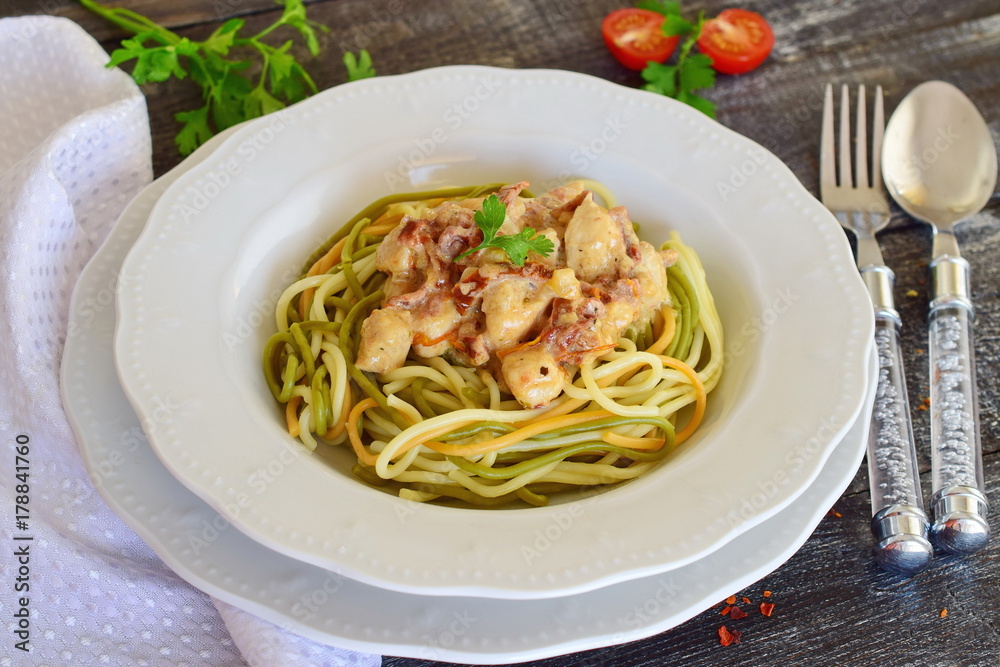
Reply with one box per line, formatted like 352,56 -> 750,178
863,265 -> 932,574
928,255 -> 989,553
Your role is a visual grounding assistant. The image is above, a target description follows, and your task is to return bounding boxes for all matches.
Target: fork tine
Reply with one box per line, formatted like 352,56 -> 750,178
872,85 -> 885,192
838,84 -> 853,188
855,84 -> 869,189
820,84 -> 836,196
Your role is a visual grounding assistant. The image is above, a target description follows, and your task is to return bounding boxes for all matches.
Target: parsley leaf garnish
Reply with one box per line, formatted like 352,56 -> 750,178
455,195 -> 554,266
343,50 -> 377,82
80,0 -> 331,155
635,0 -> 681,16
638,6 -> 717,118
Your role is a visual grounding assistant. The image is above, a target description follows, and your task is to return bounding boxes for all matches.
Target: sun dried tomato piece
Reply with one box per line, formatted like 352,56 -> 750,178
719,625 -> 743,646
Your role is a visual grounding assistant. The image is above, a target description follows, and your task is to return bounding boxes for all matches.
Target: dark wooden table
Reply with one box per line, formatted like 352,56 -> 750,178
10,0 -> 999,665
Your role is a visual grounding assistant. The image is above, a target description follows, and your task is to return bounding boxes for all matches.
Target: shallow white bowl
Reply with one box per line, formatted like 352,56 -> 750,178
115,66 -> 873,599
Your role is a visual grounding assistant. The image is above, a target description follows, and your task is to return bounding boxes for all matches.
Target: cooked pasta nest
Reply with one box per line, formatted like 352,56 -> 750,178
263,183 -> 723,507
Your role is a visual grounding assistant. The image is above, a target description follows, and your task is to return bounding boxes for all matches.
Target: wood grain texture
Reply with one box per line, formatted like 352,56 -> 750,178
6,0 -> 998,664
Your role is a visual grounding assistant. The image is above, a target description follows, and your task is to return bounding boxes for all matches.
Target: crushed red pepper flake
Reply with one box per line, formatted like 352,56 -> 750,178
760,602 -> 775,617
940,608 -> 948,618
741,597 -> 751,604
762,590 -> 772,598
721,606 -> 732,616
726,595 -> 737,605
729,606 -> 748,620
718,625 -> 742,646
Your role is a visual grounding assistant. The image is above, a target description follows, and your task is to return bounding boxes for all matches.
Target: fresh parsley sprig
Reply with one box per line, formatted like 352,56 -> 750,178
343,50 -> 376,82
636,2 -> 717,117
80,0 -> 334,155
455,195 -> 554,266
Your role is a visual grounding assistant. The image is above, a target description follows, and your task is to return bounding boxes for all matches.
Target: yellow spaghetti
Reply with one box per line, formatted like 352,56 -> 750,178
262,182 -> 723,507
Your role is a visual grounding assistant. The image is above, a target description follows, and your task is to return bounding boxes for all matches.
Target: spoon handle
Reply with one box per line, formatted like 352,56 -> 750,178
928,255 -> 990,554
862,266 -> 932,575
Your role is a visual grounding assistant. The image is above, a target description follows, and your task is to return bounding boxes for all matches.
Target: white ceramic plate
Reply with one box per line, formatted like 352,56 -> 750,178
114,67 -> 874,599
62,129 -> 876,661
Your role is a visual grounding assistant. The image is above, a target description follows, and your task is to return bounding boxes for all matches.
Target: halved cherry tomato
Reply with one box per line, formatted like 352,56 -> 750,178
697,9 -> 774,75
601,9 -> 679,71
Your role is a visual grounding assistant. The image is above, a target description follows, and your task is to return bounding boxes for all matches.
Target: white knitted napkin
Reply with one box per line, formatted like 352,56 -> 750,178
0,16 -> 380,667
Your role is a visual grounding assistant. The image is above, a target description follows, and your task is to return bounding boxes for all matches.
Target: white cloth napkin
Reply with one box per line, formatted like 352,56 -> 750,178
0,16 -> 381,667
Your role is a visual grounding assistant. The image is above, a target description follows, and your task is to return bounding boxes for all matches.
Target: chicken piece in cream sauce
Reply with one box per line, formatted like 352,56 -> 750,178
355,181 -> 677,408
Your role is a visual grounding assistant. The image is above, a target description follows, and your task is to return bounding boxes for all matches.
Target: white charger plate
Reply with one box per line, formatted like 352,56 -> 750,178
61,125 -> 875,661
114,67 -> 874,599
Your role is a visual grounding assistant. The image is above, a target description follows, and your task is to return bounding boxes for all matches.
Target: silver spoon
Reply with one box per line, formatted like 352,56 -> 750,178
882,80 -> 997,554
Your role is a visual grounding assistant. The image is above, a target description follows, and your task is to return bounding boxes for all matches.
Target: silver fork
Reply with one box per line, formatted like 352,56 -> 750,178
820,84 -> 932,576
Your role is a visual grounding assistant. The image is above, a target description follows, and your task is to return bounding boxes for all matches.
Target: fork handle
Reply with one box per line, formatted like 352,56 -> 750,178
861,265 -> 932,575
928,255 -> 989,554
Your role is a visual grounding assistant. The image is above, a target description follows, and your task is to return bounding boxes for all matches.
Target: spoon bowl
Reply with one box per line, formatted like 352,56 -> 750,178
882,80 -> 997,255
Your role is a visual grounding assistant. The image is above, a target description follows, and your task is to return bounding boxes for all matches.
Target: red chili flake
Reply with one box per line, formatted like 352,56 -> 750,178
762,590 -> 772,598
741,596 -> 751,604
833,511 -> 842,517
940,608 -> 948,618
725,595 -> 737,605
721,606 -> 732,616
760,602 -> 775,617
729,606 -> 748,620
718,625 -> 742,646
